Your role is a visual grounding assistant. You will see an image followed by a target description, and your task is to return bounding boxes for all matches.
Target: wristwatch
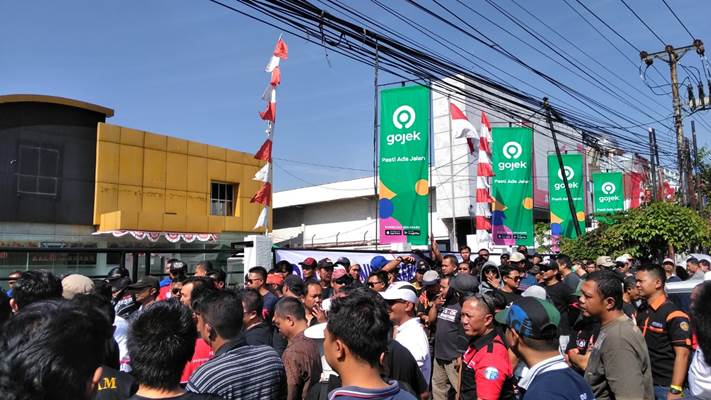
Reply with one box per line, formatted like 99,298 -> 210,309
669,385 -> 683,395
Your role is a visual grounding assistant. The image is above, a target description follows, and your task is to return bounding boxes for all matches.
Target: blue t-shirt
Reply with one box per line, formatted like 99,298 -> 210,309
524,368 -> 594,400
329,381 -> 416,400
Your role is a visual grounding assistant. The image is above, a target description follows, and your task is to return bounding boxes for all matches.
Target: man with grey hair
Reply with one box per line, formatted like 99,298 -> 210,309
459,294 -> 514,399
688,257 -> 704,280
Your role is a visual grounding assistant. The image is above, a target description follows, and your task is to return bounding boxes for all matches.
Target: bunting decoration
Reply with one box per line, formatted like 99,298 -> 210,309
252,37 -> 288,230
475,112 -> 493,249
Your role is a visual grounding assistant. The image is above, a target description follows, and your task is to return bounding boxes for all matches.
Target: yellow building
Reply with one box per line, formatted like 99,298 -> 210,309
93,122 -> 270,234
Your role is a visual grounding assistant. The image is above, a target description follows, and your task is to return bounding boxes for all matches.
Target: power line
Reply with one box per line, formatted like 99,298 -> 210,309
212,0 -> 679,160
408,0 -> 676,149
509,0 -> 672,113
661,0 -> 695,41
476,0 -> 675,138
567,0 -> 669,84
618,0 -> 666,46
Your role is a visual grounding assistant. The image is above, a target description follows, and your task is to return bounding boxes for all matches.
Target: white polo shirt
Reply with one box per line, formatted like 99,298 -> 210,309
395,316 -> 431,384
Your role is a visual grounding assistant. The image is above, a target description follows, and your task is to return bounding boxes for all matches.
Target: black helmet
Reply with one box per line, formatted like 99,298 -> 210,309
106,266 -> 129,281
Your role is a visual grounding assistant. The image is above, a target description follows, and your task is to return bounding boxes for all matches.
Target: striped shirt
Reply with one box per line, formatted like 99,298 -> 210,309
186,336 -> 286,400
328,380 -> 417,400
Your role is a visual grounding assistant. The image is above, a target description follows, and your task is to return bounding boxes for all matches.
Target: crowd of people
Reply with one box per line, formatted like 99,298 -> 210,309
1,247 -> 711,400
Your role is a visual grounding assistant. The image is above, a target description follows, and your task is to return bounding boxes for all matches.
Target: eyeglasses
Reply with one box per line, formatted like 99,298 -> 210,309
172,288 -> 182,295
506,276 -> 522,282
368,281 -> 383,287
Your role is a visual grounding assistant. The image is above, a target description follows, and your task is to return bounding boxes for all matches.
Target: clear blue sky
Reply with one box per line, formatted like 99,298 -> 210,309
1,0 -> 710,190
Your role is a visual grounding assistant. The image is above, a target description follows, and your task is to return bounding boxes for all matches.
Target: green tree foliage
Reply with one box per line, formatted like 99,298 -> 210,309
534,222 -> 551,254
699,147 -> 711,214
559,202 -> 711,261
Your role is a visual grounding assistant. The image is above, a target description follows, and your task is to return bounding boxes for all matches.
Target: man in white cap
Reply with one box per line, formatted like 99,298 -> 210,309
662,258 -> 680,283
382,282 -> 431,384
615,254 -> 634,277
511,252 -> 535,291
61,274 -> 95,300
595,256 -> 615,270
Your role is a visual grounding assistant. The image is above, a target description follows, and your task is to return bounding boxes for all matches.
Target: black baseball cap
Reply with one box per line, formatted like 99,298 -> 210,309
449,274 -> 479,297
317,258 -> 334,270
495,297 -> 560,339
336,257 -> 351,267
126,276 -> 159,291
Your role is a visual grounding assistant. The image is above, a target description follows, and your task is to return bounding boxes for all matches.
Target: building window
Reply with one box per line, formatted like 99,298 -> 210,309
211,182 -> 235,216
16,145 -> 60,196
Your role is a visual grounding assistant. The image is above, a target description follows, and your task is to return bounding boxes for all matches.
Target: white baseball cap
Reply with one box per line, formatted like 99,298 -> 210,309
522,285 -> 547,301
615,255 -> 628,263
510,251 -> 526,263
305,322 -> 327,340
380,281 -> 418,304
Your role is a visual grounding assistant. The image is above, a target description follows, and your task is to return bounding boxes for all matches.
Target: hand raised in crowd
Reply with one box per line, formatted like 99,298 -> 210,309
398,255 -> 416,264
485,274 -> 501,289
311,302 -> 327,324
433,293 -> 446,308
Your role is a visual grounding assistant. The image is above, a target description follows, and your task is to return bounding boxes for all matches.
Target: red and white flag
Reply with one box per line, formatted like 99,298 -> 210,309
475,111 -> 493,249
254,139 -> 273,162
254,37 -> 287,230
253,163 -> 270,182
450,103 -> 477,139
265,38 -> 289,72
270,66 -> 281,87
250,182 -> 272,206
259,86 -> 276,122
254,206 -> 269,229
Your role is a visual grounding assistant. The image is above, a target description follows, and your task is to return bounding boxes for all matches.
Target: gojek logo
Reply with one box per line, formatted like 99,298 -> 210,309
498,141 -> 526,171
502,141 -> 522,159
598,182 -> 619,203
392,105 -> 416,129
554,166 -> 578,190
386,105 -> 421,145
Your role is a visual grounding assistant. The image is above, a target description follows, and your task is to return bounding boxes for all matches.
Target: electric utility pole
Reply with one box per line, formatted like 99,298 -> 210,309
649,128 -> 658,200
641,40 -> 704,205
691,123 -> 703,212
544,98 -> 583,238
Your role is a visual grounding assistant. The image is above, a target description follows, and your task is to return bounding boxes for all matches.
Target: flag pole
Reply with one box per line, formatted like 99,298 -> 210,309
446,95 -> 458,251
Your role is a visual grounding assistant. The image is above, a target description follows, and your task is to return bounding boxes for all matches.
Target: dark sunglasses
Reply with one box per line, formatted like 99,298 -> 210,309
172,288 -> 181,295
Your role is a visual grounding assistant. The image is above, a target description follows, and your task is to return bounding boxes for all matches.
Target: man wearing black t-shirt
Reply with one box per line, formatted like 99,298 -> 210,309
539,261 -> 573,350
495,265 -> 522,306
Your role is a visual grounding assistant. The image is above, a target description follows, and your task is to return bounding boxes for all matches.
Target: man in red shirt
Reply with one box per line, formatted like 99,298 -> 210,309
179,277 -> 218,384
459,295 -> 514,400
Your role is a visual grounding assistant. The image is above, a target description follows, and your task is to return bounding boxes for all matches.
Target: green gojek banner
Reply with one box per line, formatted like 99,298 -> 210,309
548,154 -> 585,239
378,85 -> 430,245
593,172 -> 624,220
491,127 -> 534,246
